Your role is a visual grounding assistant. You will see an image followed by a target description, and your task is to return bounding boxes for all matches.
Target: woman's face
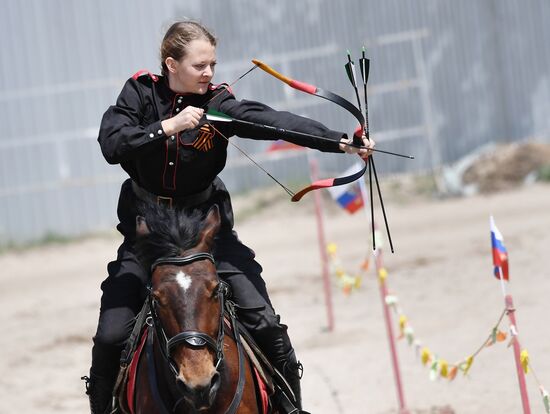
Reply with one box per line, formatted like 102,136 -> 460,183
166,38 -> 216,94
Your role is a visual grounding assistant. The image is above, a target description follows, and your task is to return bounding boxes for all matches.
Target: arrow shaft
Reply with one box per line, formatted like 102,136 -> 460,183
210,115 -> 413,159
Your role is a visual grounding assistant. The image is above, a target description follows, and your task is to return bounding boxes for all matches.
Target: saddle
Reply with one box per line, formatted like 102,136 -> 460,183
112,300 -> 300,414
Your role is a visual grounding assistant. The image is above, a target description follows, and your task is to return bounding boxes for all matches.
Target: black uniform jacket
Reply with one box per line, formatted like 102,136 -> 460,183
98,72 -> 345,198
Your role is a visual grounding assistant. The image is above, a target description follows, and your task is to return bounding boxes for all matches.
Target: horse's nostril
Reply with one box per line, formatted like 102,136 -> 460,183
208,372 -> 221,404
176,377 -> 189,393
210,372 -> 220,389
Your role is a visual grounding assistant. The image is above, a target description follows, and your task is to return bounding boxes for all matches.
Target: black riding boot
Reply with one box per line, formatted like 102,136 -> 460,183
83,372 -> 117,414
274,348 -> 310,413
83,343 -> 122,414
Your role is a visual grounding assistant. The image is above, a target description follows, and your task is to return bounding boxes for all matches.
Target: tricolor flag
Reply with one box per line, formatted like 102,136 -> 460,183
328,164 -> 365,214
490,216 -> 509,281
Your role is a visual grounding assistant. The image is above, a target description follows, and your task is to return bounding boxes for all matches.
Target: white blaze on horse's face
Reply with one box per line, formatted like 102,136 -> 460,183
175,271 -> 192,292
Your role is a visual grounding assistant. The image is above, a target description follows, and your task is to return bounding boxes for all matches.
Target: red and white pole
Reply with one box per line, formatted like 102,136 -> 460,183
358,176 -> 408,412
505,294 -> 531,413
374,248 -> 409,413
309,157 -> 335,331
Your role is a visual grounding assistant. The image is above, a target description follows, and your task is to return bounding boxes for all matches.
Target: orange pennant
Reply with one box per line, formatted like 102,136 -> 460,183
447,365 -> 458,381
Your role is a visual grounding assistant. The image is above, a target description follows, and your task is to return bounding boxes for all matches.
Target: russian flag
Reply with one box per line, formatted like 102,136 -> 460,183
490,216 -> 509,281
328,164 -> 365,214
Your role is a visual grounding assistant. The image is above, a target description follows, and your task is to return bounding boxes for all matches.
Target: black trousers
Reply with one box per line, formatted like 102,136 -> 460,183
91,178 -> 294,378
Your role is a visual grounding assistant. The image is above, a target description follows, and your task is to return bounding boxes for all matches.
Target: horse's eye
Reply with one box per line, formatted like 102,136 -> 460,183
211,285 -> 220,298
152,290 -> 167,307
212,283 -> 224,298
213,282 -> 229,299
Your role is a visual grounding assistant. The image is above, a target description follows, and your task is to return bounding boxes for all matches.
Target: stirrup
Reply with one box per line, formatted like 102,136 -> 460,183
106,403 -> 118,414
273,386 -> 310,414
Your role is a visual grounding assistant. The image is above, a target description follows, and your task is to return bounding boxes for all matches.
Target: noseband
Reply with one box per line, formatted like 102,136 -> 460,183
149,252 -> 228,371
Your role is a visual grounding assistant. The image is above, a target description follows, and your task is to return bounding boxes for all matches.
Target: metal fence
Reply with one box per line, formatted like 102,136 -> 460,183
1,0 -> 549,244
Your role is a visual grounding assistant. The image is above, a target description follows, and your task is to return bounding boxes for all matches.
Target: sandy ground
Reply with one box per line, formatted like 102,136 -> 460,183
1,181 -> 549,414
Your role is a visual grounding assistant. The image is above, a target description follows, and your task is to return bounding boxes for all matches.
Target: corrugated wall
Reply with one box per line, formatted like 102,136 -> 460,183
1,0 -> 549,244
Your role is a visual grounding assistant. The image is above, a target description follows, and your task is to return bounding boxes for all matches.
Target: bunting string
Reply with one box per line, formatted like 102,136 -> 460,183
324,216 -> 547,411
326,242 -> 369,295
384,280 -> 508,381
377,263 -> 549,412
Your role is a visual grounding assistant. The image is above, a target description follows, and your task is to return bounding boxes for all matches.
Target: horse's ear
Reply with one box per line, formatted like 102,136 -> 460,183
135,215 -> 150,237
199,205 -> 221,250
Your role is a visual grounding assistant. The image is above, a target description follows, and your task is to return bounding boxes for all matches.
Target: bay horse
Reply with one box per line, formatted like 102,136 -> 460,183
116,204 -> 265,414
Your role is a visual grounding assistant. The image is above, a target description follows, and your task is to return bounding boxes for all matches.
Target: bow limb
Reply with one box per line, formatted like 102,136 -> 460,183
252,59 -> 368,202
290,160 -> 367,202
252,59 -> 365,131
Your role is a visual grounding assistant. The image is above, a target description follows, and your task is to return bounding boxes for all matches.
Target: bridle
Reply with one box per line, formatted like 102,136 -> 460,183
146,251 -> 246,414
149,252 -> 227,373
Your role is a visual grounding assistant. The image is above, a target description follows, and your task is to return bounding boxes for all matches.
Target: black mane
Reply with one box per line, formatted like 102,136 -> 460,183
134,202 -> 206,272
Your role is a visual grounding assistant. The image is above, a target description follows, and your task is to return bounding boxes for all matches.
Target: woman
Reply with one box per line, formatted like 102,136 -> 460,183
86,20 -> 373,414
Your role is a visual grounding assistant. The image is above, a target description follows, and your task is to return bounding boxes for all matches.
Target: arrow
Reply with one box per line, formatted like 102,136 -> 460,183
206,110 -> 414,159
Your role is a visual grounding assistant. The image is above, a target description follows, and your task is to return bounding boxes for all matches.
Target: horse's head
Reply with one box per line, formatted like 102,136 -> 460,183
135,204 -> 224,411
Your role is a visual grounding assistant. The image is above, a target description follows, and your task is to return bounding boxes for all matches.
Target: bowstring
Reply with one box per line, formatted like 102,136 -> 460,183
209,123 -> 295,198
196,63 -> 296,197
200,64 -> 259,109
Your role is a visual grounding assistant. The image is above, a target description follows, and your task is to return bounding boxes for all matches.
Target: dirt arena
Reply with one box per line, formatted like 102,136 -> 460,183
1,180 -> 549,413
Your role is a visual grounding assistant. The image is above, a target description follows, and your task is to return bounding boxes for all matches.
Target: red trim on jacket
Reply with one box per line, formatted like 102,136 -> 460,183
132,69 -> 159,82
